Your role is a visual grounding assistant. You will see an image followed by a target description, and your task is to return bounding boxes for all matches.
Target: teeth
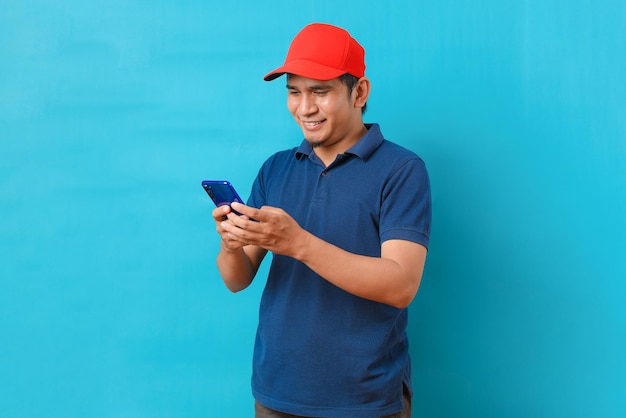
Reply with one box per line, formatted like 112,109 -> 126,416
304,121 -> 322,126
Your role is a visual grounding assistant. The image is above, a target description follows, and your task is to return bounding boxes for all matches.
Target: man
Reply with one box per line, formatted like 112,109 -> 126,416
212,23 -> 431,417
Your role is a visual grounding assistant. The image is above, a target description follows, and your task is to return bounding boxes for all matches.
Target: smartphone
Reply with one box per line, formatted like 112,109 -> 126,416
201,180 -> 245,215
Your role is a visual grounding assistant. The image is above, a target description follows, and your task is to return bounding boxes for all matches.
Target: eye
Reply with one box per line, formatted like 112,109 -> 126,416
313,90 -> 328,96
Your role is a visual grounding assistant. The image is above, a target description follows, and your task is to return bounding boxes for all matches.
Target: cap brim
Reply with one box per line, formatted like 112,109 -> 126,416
263,59 -> 347,82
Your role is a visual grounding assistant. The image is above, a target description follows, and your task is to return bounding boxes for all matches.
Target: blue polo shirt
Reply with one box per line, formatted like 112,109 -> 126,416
247,124 -> 431,417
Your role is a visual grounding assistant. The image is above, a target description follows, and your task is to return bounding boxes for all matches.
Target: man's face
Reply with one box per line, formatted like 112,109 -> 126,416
286,74 -> 362,150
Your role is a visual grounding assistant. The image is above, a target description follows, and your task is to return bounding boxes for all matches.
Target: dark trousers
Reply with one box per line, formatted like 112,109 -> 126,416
254,385 -> 412,418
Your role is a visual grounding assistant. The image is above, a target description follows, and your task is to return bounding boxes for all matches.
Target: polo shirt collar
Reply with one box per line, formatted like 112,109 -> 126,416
295,123 -> 384,161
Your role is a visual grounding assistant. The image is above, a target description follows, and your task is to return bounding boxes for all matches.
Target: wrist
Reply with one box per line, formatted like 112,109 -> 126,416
292,230 -> 314,262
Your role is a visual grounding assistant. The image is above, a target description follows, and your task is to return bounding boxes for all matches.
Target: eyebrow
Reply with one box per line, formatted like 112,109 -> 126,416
286,83 -> 334,91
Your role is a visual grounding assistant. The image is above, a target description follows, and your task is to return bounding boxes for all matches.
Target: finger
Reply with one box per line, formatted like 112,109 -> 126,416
212,204 -> 231,221
222,216 -> 251,235
259,205 -> 282,214
221,234 -> 246,250
226,211 -> 248,228
226,215 -> 261,239
231,202 -> 263,221
223,228 -> 251,247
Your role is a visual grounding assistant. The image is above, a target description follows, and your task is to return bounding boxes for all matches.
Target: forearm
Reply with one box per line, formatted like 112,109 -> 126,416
219,203 -> 426,306
293,234 -> 426,309
216,242 -> 259,293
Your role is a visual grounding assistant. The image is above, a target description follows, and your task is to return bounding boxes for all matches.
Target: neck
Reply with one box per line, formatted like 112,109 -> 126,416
313,123 -> 368,166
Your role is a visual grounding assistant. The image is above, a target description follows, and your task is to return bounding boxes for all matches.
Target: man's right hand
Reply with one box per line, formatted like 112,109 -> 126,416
212,205 -> 247,252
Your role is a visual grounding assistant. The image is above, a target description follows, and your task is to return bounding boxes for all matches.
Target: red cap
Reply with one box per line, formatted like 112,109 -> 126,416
264,23 -> 366,82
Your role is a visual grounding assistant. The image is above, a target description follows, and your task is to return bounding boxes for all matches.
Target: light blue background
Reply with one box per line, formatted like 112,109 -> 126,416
1,1 -> 624,417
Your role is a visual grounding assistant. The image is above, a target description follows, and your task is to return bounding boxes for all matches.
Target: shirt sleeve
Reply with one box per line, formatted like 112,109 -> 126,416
246,157 -> 271,209
379,156 -> 432,249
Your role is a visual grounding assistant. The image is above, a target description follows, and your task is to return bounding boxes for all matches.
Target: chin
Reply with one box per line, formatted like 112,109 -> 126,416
306,138 -> 325,149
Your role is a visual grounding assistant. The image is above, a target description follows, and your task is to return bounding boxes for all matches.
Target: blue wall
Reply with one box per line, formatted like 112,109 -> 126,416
1,1 -> 624,417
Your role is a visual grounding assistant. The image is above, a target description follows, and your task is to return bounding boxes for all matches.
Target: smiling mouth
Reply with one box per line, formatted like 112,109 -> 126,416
302,120 -> 325,127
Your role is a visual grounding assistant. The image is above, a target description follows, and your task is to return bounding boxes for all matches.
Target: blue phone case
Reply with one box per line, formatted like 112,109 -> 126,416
201,180 -> 245,215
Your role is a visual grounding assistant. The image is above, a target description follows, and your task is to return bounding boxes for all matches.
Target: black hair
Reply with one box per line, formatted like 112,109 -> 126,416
339,73 -> 367,114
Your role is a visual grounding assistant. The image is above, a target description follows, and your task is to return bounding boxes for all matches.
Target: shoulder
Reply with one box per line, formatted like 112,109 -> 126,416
378,139 -> 422,159
372,140 -> 428,177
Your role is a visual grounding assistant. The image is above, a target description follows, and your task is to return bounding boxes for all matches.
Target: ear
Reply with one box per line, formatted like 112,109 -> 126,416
353,77 -> 371,109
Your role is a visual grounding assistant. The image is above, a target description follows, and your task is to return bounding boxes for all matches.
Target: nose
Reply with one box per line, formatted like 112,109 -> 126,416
298,93 -> 317,115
